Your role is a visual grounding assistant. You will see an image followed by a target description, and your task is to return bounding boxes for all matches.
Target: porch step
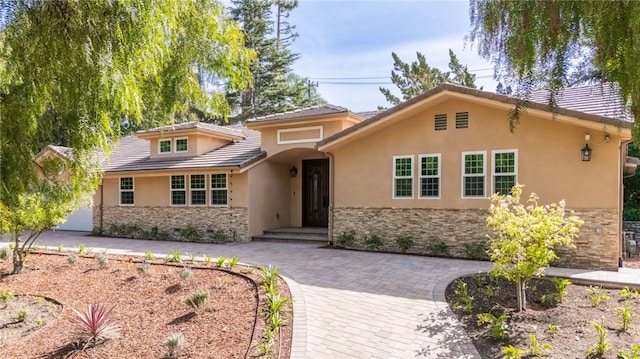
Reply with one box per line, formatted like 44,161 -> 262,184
252,227 -> 328,244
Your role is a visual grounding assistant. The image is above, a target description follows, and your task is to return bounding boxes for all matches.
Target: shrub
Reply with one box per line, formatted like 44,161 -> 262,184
260,265 -> 281,290
362,234 -> 383,251
0,288 -> 15,303
463,242 -> 487,260
0,247 -> 10,260
67,253 -> 78,265
72,303 -> 121,348
395,235 -> 414,253
96,253 -> 109,269
179,225 -> 200,242
163,331 -> 185,359
477,313 -> 510,341
144,251 -> 156,261
179,266 -> 193,282
216,256 -> 226,268
425,239 -> 449,257
77,243 -> 88,255
624,207 -> 640,221
208,229 -> 227,243
166,250 -> 182,263
227,256 -> 240,269
185,289 -> 210,314
13,308 -> 28,322
335,230 -> 355,248
142,225 -> 169,240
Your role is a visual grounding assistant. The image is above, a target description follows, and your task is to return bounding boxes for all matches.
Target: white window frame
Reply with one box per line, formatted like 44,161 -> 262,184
210,173 -> 228,207
277,125 -> 324,145
392,155 -> 414,199
119,177 -> 134,206
170,175 -> 187,206
158,139 -> 172,154
174,137 -> 188,153
419,154 -> 441,199
461,151 -> 487,199
190,174 -> 207,207
491,149 -> 518,195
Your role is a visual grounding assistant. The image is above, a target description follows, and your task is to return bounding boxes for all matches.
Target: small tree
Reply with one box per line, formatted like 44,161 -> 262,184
486,184 -> 583,311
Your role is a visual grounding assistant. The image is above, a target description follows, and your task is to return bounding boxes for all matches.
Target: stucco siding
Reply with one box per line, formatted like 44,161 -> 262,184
248,161 -> 291,237
332,207 -> 618,270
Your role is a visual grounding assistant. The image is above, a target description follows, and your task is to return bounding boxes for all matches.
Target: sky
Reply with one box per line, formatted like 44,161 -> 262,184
285,0 -> 498,112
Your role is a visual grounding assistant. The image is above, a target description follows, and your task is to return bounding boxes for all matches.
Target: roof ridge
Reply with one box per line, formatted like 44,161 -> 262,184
250,104 -> 349,121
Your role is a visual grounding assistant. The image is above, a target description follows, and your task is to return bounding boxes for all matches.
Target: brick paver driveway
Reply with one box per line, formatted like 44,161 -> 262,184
30,230 -> 491,358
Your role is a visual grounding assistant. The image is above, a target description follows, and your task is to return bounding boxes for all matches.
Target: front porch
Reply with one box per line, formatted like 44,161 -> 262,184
252,227 -> 328,244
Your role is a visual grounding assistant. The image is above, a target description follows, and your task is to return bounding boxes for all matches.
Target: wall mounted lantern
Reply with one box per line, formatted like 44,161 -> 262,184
290,166 -> 298,177
581,144 -> 592,161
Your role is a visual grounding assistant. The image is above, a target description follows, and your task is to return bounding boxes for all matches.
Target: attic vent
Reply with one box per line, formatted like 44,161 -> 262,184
434,114 -> 447,131
455,112 -> 469,129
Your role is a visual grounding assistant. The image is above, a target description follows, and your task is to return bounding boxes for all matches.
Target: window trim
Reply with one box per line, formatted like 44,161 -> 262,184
170,175 -> 187,207
189,174 -> 207,207
419,154 -> 441,199
210,173 -> 228,207
119,177 -> 135,206
158,139 -> 172,154
392,155 -> 414,199
461,151 -> 487,199
491,149 -> 518,195
174,137 -> 188,153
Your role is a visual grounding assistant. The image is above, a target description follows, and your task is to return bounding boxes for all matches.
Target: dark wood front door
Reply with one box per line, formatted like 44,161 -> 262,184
302,159 -> 329,227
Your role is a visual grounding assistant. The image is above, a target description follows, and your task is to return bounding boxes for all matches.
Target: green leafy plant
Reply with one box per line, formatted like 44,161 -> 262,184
546,324 -> 560,337
162,331 -> 185,359
227,256 -> 240,269
528,334 -> 552,357
0,247 -> 9,259
395,235 -> 414,253
0,288 -> 15,304
185,289 -> 210,314
587,286 -> 610,307
619,345 -> 640,359
67,253 -> 78,265
502,345 -> 526,359
476,313 -> 509,340
463,242 -> 488,260
72,303 -> 121,349
96,253 -> 109,269
336,230 -> 356,248
453,279 -> 474,314
621,286 -> 639,302
425,239 -> 449,257
179,225 -> 200,242
208,229 -> 227,243
203,255 -> 213,265
56,244 -> 63,252
586,321 -> 610,357
142,226 -> 169,241
216,256 -> 226,268
144,251 -> 156,261
617,306 -> 636,331
186,252 -> 196,264
77,243 -> 88,255
166,250 -> 182,263
179,266 -> 193,282
35,316 -> 43,326
486,184 -> 582,311
260,265 -> 281,290
362,234 -> 383,251
13,308 -> 28,322
264,292 -> 290,318
136,261 -> 150,276
551,277 -> 572,303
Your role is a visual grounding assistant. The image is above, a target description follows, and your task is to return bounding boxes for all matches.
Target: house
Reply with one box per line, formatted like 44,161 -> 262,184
92,83 -> 633,270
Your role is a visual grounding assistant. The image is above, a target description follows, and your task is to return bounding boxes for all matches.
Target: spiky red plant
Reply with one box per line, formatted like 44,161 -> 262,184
72,303 -> 120,348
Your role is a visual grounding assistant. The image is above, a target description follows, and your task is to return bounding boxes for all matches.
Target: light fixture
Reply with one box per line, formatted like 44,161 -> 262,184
581,144 -> 592,161
585,133 -> 591,141
290,166 -> 298,177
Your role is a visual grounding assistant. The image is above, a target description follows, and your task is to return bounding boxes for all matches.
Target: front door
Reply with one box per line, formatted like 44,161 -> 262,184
302,159 -> 329,227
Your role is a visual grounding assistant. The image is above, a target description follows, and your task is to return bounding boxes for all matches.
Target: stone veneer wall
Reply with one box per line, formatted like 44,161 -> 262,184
94,206 -> 249,242
623,221 -> 640,235
332,207 -> 619,270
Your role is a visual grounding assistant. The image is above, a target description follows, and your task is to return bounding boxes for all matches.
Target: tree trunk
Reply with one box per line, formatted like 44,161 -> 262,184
516,278 -> 528,311
11,235 -> 25,274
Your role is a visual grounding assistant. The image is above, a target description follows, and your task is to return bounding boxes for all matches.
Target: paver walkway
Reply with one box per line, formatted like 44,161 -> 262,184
5,230 -> 640,358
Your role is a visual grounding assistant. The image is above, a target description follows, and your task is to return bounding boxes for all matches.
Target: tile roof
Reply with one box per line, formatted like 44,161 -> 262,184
528,83 -> 633,122
103,124 -> 265,173
245,104 -> 351,123
356,110 -> 385,119
318,83 -> 633,148
136,121 -> 246,139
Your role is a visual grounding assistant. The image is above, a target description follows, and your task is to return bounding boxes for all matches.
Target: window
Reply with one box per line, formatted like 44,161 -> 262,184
493,150 -> 517,195
119,177 -> 134,205
434,114 -> 447,131
211,174 -> 228,206
175,138 -> 188,153
419,154 -> 440,198
462,151 -> 486,198
170,175 -> 186,206
190,174 -> 206,206
159,139 -> 171,154
393,156 -> 413,198
455,112 -> 469,129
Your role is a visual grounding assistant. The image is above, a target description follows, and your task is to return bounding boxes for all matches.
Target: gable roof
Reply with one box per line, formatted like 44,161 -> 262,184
39,145 -> 73,159
103,125 -> 264,173
245,104 -> 352,124
318,83 -> 633,148
136,121 -> 246,141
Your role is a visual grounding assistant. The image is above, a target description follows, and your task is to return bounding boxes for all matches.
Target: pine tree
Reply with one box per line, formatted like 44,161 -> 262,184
228,0 -> 323,121
379,49 -> 476,106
